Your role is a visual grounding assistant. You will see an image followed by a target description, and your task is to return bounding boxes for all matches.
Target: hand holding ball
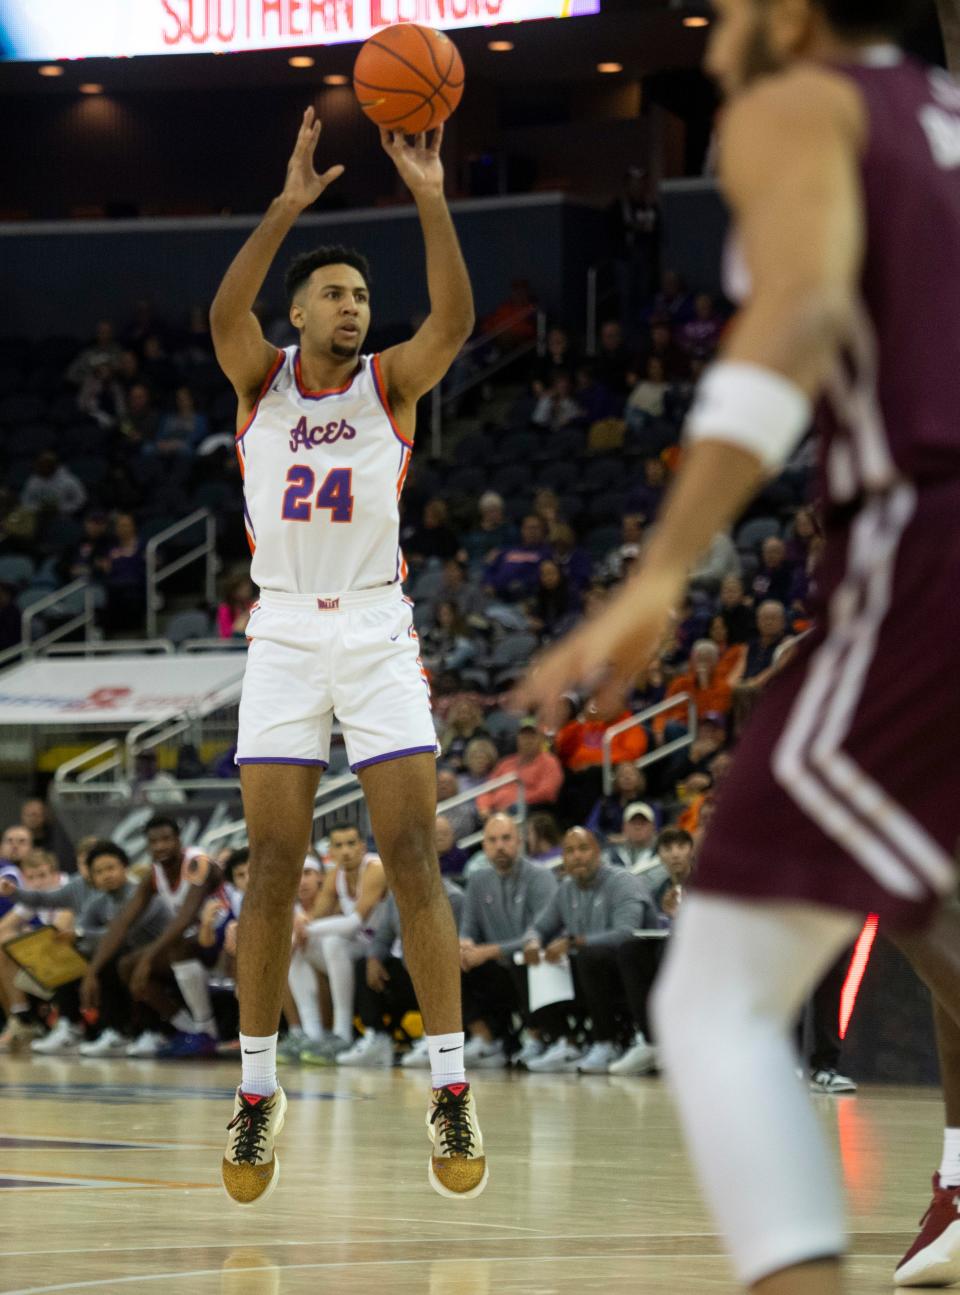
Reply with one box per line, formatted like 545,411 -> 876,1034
354,24 -> 464,134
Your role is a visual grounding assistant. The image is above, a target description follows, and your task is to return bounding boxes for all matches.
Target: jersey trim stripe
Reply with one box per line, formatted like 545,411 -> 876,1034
372,353 -> 415,449
235,348 -> 285,442
294,348 -> 363,399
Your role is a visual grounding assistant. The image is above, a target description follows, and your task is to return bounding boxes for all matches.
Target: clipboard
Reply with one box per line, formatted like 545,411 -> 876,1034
3,927 -> 89,991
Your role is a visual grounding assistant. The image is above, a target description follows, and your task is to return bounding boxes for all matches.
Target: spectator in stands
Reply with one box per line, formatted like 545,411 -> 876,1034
477,719 -> 563,819
286,825 -> 387,1062
550,524 -> 592,597
217,572 -> 256,639
626,456 -> 667,523
594,319 -> 633,395
743,600 -> 789,683
463,492 -> 514,569
680,293 -> 724,359
674,713 -> 729,787
626,356 -> 670,420
643,827 -> 695,914
483,278 -> 538,349
605,803 -> 659,873
532,372 -> 582,432
102,512 -> 146,635
436,767 -> 477,840
656,640 -> 734,734
524,827 -> 654,1073
786,506 -> 820,566
574,363 -> 622,423
131,750 -> 187,806
18,798 -> 67,866
707,615 -> 747,685
80,815 -> 223,1058
0,824 -> 32,872
156,386 -> 208,456
140,334 -> 178,393
532,487 -> 565,542
21,452 -> 87,517
597,514 -> 645,584
751,535 -> 795,605
421,600 -> 476,676
123,299 -> 168,353
429,558 -> 487,622
609,165 -> 661,320
116,349 -> 141,392
435,814 -> 468,878
528,559 -> 575,641
555,692 -> 649,828
64,510 -> 113,584
485,514 -> 552,602
458,813 -> 559,1067
645,320 -> 688,382
344,877 -> 465,1069
586,761 -> 647,841
66,320 -> 124,386
688,529 -> 741,596
461,737 -> 500,795
77,361 -> 126,431
0,584 -> 21,653
531,326 -> 576,397
526,812 -> 563,869
404,497 -> 461,567
0,849 -> 68,1050
647,269 -> 694,326
718,572 -> 755,645
119,383 -> 160,447
441,698 -> 490,772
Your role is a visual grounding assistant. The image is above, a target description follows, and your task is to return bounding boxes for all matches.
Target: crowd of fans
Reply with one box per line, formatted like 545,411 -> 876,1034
0,788 -> 854,1091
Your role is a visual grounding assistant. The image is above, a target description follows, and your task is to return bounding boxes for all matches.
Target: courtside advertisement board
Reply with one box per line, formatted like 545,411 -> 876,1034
0,1 -> 601,60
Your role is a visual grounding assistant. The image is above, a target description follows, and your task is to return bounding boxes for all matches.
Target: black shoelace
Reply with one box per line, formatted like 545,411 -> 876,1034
227,1095 -> 270,1164
431,1091 -> 475,1157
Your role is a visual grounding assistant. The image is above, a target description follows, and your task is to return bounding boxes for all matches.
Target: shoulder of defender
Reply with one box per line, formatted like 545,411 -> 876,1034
722,65 -> 866,149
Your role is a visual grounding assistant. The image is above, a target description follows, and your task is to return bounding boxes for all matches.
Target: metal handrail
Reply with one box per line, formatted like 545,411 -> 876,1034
586,260 -> 620,358
53,739 -> 123,786
200,769 -> 526,853
429,307 -> 546,458
145,509 -> 217,639
0,579 -> 96,671
123,673 -> 245,775
601,693 -> 698,795
180,637 -> 248,653
41,638 -> 175,657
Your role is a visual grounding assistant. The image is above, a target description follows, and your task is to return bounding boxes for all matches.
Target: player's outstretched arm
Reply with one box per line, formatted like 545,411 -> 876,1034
378,126 -> 475,415
516,69 -> 866,722
209,107 -> 345,409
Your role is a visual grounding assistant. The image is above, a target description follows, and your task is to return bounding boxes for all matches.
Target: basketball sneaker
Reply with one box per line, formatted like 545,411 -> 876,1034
577,1041 -> 622,1074
31,1019 -> 82,1054
895,1174 -> 960,1286
401,1036 -> 431,1069
427,1083 -> 488,1200
809,1068 -> 857,1095
222,1087 -> 287,1207
125,1030 -> 166,1058
337,1031 -> 394,1068
512,1036 -> 546,1069
299,1036 -> 351,1066
525,1038 -> 584,1073
156,1031 -> 218,1059
79,1027 -> 127,1058
608,1033 -> 658,1076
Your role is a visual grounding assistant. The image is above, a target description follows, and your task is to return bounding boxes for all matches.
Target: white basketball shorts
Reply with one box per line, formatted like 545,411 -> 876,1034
236,584 -> 438,772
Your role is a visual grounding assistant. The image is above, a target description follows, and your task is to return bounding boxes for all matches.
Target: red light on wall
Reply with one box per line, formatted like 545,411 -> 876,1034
839,914 -> 879,1040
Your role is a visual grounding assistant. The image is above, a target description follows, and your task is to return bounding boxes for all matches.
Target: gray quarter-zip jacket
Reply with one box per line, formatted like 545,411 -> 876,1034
369,880 -> 465,963
460,856 -> 559,958
526,862 -> 655,950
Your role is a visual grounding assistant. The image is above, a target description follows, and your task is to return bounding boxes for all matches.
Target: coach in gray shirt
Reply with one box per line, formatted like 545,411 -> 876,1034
457,814 -> 559,1065
522,828 -> 661,1074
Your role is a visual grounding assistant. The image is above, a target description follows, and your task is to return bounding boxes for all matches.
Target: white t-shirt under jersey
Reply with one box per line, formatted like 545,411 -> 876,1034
236,346 -> 414,596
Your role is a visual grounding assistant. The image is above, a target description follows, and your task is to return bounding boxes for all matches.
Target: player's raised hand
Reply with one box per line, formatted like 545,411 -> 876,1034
380,125 -> 445,197
282,107 -> 345,211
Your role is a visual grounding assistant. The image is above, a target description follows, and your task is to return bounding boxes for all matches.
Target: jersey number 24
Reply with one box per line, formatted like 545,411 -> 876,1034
282,466 -> 354,523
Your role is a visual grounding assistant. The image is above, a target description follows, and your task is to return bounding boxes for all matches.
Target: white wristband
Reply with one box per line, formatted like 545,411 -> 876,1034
685,361 -> 812,471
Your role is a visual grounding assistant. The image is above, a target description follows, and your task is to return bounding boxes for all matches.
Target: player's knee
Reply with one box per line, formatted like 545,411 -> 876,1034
379,827 -> 438,900
245,841 -> 304,894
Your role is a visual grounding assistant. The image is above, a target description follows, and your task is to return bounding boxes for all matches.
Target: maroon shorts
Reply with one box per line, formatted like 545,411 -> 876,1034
696,481 -> 960,931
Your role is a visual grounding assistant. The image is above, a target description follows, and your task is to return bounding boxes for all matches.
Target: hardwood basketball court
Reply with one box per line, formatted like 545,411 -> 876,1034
0,1058 -> 942,1293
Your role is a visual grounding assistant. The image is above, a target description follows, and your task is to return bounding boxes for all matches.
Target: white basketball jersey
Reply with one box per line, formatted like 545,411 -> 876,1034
236,346 -> 413,595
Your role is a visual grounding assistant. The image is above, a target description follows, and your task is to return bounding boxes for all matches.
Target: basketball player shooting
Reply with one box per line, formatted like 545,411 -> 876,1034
210,108 -> 486,1206
519,1 -> 960,1290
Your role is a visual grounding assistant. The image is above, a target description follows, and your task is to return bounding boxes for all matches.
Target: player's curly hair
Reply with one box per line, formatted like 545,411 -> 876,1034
284,246 -> 372,305
816,0 -> 931,38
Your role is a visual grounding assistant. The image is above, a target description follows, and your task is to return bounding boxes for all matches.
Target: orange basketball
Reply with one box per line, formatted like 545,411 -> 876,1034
353,24 -> 464,135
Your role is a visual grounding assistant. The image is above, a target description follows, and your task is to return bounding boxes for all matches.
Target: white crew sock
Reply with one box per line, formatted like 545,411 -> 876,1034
240,1032 -> 278,1097
940,1128 -> 960,1187
172,960 -> 217,1037
428,1031 -> 466,1088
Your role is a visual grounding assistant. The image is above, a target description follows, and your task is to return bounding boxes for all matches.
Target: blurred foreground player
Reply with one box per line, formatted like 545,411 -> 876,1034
210,109 -> 485,1205
520,0 -> 960,1289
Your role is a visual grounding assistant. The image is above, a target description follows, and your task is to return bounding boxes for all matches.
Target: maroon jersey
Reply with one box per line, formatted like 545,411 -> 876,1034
821,51 -> 960,503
